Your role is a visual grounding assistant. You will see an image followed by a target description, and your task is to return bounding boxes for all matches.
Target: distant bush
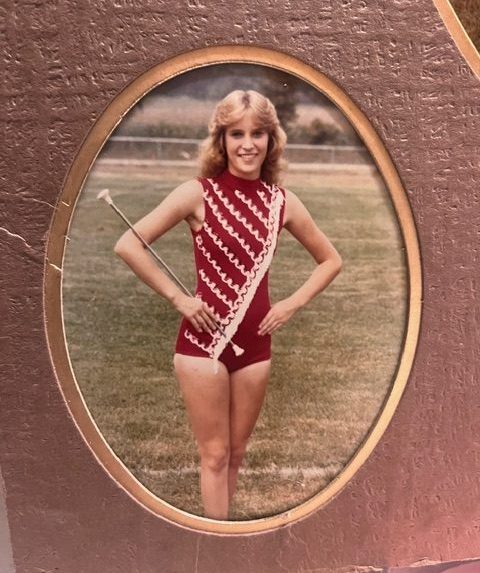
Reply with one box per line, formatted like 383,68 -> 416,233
306,119 -> 342,144
116,115 -> 362,147
117,122 -> 208,140
287,119 -> 362,146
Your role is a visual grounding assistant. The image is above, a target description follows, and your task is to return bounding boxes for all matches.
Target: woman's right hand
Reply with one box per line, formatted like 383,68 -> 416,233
172,293 -> 218,334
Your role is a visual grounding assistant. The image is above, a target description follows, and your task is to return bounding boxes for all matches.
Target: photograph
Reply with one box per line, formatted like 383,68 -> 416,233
62,63 -> 407,520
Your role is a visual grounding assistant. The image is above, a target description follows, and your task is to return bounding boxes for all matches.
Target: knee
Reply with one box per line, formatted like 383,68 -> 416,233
200,443 -> 230,474
229,443 -> 247,470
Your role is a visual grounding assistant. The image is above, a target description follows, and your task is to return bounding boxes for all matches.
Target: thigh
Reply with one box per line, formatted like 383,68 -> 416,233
229,360 -> 271,447
173,354 -> 231,448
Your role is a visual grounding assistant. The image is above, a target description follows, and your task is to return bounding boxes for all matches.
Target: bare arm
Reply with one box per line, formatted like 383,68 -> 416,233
258,189 -> 342,335
114,179 -> 217,333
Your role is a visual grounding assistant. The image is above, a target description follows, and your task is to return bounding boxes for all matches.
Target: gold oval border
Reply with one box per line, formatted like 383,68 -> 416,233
433,0 -> 480,79
44,46 -> 422,534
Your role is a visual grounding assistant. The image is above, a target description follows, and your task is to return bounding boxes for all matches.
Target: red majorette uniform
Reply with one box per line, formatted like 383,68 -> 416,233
175,169 -> 286,373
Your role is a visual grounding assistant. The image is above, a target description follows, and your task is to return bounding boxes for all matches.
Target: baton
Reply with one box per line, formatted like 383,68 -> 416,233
97,189 -> 244,358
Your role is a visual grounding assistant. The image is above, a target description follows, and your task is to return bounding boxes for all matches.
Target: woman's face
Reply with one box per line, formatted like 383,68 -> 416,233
224,108 -> 269,180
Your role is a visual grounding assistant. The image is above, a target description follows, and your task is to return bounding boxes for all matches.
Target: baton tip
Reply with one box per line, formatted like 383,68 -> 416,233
231,343 -> 244,356
97,188 -> 112,204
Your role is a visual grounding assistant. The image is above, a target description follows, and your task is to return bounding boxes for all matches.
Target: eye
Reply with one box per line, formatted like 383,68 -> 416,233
228,130 -> 243,138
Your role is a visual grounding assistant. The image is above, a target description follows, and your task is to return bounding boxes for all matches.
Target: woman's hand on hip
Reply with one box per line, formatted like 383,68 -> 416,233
172,293 -> 218,334
258,298 -> 298,336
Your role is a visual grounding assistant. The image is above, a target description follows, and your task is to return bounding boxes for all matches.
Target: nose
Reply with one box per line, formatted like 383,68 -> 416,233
242,134 -> 254,150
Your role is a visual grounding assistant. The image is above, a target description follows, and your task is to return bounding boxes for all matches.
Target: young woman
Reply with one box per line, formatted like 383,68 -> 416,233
114,90 -> 342,520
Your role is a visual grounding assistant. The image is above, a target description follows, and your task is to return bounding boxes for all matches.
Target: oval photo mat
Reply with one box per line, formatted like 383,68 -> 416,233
46,49 -> 420,532
0,1 -> 469,570
436,0 -> 480,77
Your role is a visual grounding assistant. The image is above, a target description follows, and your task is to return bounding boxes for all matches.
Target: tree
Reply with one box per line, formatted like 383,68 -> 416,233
260,68 -> 299,133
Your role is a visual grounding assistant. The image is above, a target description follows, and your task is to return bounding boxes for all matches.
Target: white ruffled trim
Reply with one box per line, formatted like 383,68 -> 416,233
199,269 -> 236,309
202,223 -> 251,274
184,330 -> 213,354
196,234 -> 250,278
204,192 -> 258,258
234,189 -> 270,228
186,178 -> 284,364
208,180 -> 267,245
258,189 -> 272,210
210,187 -> 285,360
195,239 -> 243,294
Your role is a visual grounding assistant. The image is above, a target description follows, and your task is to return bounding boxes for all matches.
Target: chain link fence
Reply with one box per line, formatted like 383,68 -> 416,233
101,136 -> 373,165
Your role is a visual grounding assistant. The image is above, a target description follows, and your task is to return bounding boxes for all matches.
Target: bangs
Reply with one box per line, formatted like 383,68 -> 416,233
199,89 -> 287,185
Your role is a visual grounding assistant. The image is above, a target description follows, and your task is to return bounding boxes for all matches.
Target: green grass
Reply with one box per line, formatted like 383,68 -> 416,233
63,163 -> 407,519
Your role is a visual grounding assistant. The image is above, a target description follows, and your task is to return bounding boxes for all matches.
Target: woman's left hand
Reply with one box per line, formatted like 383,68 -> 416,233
258,298 -> 298,336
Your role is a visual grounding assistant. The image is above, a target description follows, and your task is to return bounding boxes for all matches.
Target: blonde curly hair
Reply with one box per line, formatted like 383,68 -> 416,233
198,90 -> 287,185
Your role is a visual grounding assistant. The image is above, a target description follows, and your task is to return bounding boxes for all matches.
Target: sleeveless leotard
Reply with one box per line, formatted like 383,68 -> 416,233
175,169 -> 286,373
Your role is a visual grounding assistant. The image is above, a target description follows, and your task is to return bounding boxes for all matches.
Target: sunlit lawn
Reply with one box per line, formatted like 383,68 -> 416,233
63,162 -> 407,519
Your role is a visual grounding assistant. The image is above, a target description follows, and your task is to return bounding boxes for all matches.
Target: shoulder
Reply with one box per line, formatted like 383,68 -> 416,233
283,188 -> 295,202
283,188 -> 302,210
170,178 -> 204,197
146,179 -> 204,223
282,189 -> 312,227
165,178 -> 203,206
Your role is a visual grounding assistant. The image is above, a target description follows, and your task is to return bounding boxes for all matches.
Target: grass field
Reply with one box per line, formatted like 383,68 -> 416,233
62,162 -> 407,519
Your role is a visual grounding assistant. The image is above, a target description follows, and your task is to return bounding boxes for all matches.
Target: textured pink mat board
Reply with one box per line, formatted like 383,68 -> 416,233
1,1 -> 479,571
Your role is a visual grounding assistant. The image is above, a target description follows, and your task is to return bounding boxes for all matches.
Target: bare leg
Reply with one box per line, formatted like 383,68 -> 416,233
174,354 -> 231,519
228,360 -> 271,504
